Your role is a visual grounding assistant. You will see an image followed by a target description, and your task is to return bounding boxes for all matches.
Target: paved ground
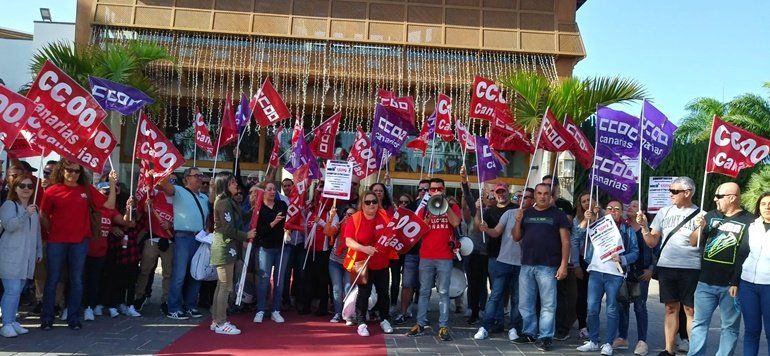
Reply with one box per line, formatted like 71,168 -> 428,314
0,272 -> 766,355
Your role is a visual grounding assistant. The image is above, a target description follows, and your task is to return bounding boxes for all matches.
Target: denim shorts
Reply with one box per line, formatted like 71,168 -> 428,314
401,254 -> 420,289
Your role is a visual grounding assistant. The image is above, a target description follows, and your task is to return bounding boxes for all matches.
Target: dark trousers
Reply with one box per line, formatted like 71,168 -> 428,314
389,259 -> 402,306
83,256 -> 106,308
576,260 -> 589,329
299,250 -> 330,313
103,262 -> 138,308
42,240 -> 88,325
466,253 -> 488,318
556,268 -> 577,335
283,245 -> 306,307
739,280 -> 770,356
356,268 -> 389,324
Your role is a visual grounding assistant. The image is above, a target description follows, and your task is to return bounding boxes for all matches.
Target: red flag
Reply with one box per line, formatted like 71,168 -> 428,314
435,94 -> 454,142
0,84 -> 36,149
376,207 -> 429,255
135,111 -> 186,179
489,106 -> 534,154
26,61 -> 107,152
251,78 -> 291,127
406,118 -> 431,154
706,116 -> 770,178
285,165 -> 311,231
564,116 -> 594,169
7,134 -> 42,159
268,126 -> 283,168
249,189 -> 265,230
134,160 -> 153,210
455,119 -> 476,152
310,112 -> 341,159
348,127 -> 378,180
538,109 -> 575,153
73,123 -> 117,173
469,76 -> 506,121
216,94 -> 238,154
291,119 -> 303,146
193,107 -> 214,156
378,89 -> 415,126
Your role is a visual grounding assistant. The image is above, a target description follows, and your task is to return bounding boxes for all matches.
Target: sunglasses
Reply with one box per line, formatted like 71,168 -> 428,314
18,183 -> 35,190
187,173 -> 204,179
418,188 -> 428,192
363,199 -> 378,206
429,187 -> 444,193
607,206 -> 623,211
398,200 -> 410,205
669,189 -> 689,195
43,170 -> 52,178
714,193 -> 736,199
63,167 -> 82,174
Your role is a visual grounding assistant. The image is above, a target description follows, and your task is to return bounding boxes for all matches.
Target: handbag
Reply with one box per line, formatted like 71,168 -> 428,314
617,279 -> 641,303
349,260 -> 369,285
651,208 -> 700,280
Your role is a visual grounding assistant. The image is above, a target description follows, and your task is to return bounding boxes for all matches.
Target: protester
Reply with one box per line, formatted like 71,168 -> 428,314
682,182 -> 750,356
157,167 -> 209,320
253,181 -> 289,324
408,178 -> 461,341
280,178 -> 293,205
209,172 -> 256,335
734,192 -> 770,356
300,183 -> 338,317
512,183 -> 570,352
616,200 -> 655,355
576,200 -> 639,355
396,193 -> 413,209
39,160 -> 117,330
393,179 -> 429,325
328,207 -> 355,323
0,174 -> 42,338
637,176 -> 701,356
32,160 -> 58,316
343,191 -> 395,337
459,168 -> 488,325
101,195 -> 140,319
474,187 -> 534,341
571,191 -> 599,340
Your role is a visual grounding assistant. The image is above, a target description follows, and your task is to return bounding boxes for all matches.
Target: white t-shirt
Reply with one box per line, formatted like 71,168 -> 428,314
495,209 -> 522,266
650,204 -> 701,269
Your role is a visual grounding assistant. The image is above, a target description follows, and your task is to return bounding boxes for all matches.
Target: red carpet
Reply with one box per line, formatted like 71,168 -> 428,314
158,311 -> 388,355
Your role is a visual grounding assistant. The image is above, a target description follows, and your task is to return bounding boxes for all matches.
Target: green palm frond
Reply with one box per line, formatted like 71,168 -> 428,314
30,41 -> 93,87
742,166 -> 770,214
92,46 -> 137,82
727,93 -> 770,135
676,97 -> 726,143
500,71 -> 550,131
124,41 -> 176,66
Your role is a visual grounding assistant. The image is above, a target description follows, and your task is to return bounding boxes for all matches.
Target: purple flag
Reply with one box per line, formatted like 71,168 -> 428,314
88,76 -> 154,115
641,100 -> 677,169
475,136 -> 503,183
596,106 -> 641,158
284,137 -> 322,179
370,104 -> 416,157
591,144 -> 638,203
235,93 -> 251,131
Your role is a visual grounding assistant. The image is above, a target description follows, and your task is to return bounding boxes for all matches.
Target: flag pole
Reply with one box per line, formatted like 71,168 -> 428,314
475,147 -> 487,243
303,199 -> 329,270
341,255 -> 372,305
419,152 -> 426,181
32,149 -> 46,204
193,144 -> 197,168
522,109 -> 548,192
585,111 -> 600,257
427,133 -> 437,178
212,126 -> 223,179
638,102 -> 646,205
129,114 -> 141,221
696,117 -> 716,249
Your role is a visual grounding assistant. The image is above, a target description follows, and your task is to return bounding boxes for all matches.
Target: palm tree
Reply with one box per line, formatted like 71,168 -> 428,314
742,166 -> 770,214
500,71 -> 648,131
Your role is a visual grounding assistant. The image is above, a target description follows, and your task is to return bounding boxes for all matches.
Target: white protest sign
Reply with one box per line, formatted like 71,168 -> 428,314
588,214 -> 625,262
648,176 -> 676,214
323,160 -> 353,200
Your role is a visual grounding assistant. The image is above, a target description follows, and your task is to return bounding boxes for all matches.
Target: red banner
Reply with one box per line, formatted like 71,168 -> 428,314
706,116 -> 770,178
0,84 -> 36,149
9,115 -> 44,158
469,76 -> 506,121
455,119 -> 476,152
74,123 -> 116,173
249,189 -> 265,230
406,118 -> 431,153
268,126 -> 283,168
251,78 -> 291,127
378,89 -> 415,126
489,106 -> 534,154
435,94 -> 454,142
285,165 -> 310,231
26,60 -> 107,152
564,116 -> 594,169
538,109 -> 575,153
348,127 -> 378,180
135,111 -> 185,179
291,119 -> 303,146
135,160 -> 153,211
216,94 -> 238,153
193,107 -> 214,156
375,207 -> 429,255
310,111 -> 340,160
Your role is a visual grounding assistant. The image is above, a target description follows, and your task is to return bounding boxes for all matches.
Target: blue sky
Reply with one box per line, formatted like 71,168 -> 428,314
3,1 -> 768,124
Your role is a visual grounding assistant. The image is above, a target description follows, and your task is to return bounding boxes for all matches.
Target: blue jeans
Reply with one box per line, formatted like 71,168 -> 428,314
482,259 -> 521,331
739,280 -> 770,356
417,258 -> 453,328
167,231 -> 201,314
689,282 -> 741,356
619,280 -> 650,342
257,246 -> 289,312
1,279 -> 25,325
328,259 -> 351,315
42,240 -> 88,324
519,265 -> 558,339
587,271 -> 623,344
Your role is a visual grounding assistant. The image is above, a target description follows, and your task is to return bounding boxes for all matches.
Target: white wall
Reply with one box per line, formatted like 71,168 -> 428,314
0,38 -> 33,92
31,21 -> 75,54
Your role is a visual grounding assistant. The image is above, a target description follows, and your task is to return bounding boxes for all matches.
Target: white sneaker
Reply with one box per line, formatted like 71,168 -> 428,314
634,340 -> 649,356
125,305 -> 142,317
508,328 -> 519,341
84,307 -> 95,321
0,325 -> 17,338
59,308 -> 68,321
577,340 -> 601,352
473,326 -> 489,340
380,320 -> 393,334
119,304 -> 129,315
677,338 -> 690,353
357,324 -> 370,337
271,311 -> 284,323
108,308 -> 120,318
215,322 -> 241,335
11,322 -> 28,335
330,313 -> 341,323
93,305 -> 104,316
600,343 -> 614,356
345,319 -> 355,326
210,322 -> 217,331
253,311 -> 264,323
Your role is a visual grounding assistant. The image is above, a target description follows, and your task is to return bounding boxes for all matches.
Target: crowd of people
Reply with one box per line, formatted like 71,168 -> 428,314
0,158 -> 769,356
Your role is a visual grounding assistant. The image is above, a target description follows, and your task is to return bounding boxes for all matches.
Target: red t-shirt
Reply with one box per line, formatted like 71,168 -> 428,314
149,191 -> 174,239
41,184 -> 108,243
88,207 -> 119,257
418,203 -> 461,260
343,213 -> 390,270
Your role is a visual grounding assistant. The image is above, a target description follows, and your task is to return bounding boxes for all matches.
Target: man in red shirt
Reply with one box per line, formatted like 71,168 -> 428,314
407,178 -> 461,341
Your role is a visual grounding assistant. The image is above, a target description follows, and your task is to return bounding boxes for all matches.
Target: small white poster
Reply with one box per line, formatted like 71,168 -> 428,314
322,160 -> 353,201
648,176 -> 676,214
588,215 -> 626,262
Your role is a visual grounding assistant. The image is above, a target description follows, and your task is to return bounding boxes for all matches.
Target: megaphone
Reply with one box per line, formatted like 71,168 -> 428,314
427,195 -> 449,216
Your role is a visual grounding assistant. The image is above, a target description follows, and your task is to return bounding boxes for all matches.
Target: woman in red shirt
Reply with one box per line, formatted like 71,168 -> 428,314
344,192 -> 396,337
39,159 -> 117,330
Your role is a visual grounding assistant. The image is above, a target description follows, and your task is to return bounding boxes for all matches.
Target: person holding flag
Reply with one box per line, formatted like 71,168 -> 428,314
253,181 -> 289,324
